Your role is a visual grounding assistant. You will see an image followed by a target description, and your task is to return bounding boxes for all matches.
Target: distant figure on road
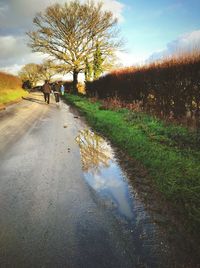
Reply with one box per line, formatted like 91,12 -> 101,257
42,80 -> 51,104
53,81 -> 60,104
60,83 -> 65,96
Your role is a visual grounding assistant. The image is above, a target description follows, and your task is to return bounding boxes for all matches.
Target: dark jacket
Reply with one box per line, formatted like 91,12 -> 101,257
42,82 -> 51,93
54,83 -> 60,93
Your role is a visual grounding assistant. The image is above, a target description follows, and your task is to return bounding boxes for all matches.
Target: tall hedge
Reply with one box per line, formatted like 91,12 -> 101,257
86,53 -> 200,118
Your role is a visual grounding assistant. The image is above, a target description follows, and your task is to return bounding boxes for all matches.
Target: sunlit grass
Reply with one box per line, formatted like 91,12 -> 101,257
0,72 -> 28,105
65,93 -> 200,237
0,89 -> 28,104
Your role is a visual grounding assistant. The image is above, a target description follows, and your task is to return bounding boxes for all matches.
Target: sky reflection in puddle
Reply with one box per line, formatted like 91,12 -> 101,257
75,129 -> 193,267
76,129 -> 134,221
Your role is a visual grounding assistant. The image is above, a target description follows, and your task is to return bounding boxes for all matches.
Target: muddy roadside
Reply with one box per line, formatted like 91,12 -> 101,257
114,148 -> 200,266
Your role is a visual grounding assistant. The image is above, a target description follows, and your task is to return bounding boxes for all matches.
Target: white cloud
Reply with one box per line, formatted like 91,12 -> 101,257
100,0 -> 125,22
116,50 -> 151,67
116,30 -> 200,67
147,30 -> 200,62
168,30 -> 200,52
0,64 -> 24,75
0,0 -> 124,30
0,0 -> 67,29
0,35 -> 28,60
0,35 -> 47,74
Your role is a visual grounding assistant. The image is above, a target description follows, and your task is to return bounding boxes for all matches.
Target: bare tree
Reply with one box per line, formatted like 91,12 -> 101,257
27,0 -> 122,93
39,59 -> 60,81
18,63 -> 41,88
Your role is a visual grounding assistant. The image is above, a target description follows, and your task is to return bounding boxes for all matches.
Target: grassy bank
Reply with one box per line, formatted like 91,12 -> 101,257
0,88 -> 28,105
65,94 -> 200,237
0,72 -> 28,105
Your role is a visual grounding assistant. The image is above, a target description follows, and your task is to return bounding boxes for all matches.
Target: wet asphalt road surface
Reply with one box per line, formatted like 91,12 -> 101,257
0,94 -> 137,268
0,93 -> 194,268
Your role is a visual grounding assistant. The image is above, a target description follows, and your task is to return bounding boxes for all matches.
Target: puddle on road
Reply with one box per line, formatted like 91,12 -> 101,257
75,129 -> 171,266
75,128 -> 198,267
76,129 -> 134,221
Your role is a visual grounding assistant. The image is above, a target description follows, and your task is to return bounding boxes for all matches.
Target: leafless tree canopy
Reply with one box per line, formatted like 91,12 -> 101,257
18,63 -> 41,87
27,0 -> 122,91
18,60 -> 63,86
39,59 -> 61,81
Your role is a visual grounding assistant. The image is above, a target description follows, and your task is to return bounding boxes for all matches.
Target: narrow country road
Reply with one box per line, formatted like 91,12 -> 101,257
0,93 -> 193,268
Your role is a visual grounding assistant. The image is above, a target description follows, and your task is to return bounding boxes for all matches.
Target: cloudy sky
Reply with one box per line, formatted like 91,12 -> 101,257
0,0 -> 200,75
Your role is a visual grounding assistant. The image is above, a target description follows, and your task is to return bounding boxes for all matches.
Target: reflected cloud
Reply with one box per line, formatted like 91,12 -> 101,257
87,171 -> 134,220
76,129 -> 134,220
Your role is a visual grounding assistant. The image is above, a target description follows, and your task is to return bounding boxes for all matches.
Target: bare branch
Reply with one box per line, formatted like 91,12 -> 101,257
27,0 -> 123,92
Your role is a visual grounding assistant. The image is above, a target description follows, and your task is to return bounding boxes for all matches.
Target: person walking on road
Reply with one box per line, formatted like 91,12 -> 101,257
53,81 -> 60,104
42,80 -> 51,104
60,83 -> 65,96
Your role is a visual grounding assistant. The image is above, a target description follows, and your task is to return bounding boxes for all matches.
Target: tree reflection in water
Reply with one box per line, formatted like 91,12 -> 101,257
75,129 -> 113,174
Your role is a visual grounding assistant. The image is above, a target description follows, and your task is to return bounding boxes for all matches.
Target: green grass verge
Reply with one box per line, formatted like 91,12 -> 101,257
0,88 -> 28,105
65,94 -> 200,236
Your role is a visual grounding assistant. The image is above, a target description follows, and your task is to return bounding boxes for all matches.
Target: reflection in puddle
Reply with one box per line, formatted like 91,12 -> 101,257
75,129 -> 112,173
76,129 -> 134,220
75,129 -> 192,267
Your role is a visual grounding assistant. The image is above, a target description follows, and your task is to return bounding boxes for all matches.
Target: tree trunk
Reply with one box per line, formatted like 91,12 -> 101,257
73,70 -> 79,94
